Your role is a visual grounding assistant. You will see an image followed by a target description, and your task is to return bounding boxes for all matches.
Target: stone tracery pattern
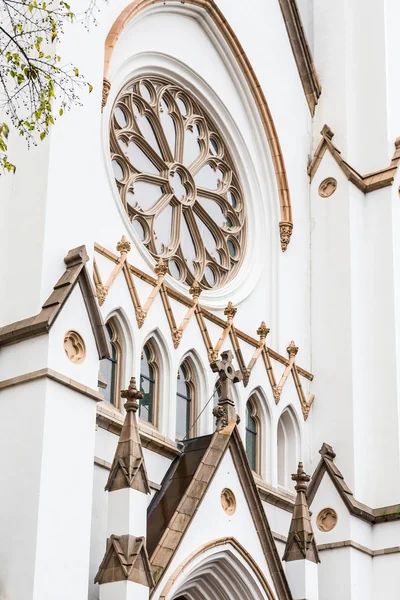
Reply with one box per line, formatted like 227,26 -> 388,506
110,76 -> 246,289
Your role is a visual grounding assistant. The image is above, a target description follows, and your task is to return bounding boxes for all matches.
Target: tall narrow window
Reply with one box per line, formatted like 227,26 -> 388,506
99,321 -> 122,406
176,362 -> 195,440
245,399 -> 259,473
139,343 -> 157,424
277,408 -> 299,489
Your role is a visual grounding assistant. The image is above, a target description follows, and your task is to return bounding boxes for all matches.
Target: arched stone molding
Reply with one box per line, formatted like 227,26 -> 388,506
277,405 -> 301,490
102,0 -> 293,260
140,327 -> 171,436
245,387 -> 272,482
157,537 -> 276,600
103,46 -> 274,309
104,306 -> 134,389
177,349 -> 209,436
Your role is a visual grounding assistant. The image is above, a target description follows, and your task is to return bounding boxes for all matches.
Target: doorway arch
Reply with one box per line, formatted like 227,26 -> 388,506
157,538 -> 276,600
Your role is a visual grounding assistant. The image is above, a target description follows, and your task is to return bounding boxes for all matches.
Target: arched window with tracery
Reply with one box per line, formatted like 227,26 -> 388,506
245,398 -> 260,473
139,341 -> 158,425
176,361 -> 196,441
277,408 -> 299,489
99,320 -> 122,407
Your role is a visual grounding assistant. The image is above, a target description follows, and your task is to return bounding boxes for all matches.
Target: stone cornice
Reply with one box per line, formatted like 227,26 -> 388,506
0,368 -> 103,401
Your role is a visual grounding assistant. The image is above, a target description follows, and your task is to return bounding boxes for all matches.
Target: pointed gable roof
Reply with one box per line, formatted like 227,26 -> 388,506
0,245 -> 110,359
105,377 -> 151,494
94,534 -> 155,588
147,421 -> 293,600
282,462 -> 319,563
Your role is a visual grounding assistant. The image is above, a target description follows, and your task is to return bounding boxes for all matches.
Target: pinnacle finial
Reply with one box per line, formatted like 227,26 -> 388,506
116,235 -> 131,255
154,257 -> 168,277
257,321 -> 270,340
189,279 -> 202,299
287,340 -> 299,357
121,377 -> 143,412
291,461 -> 310,492
224,301 -> 237,320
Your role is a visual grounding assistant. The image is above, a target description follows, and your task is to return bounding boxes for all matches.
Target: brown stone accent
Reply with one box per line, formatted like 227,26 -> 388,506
102,0 -> 293,249
95,241 -> 315,421
282,463 -> 319,563
317,540 -> 400,557
277,0 -> 321,115
105,378 -> 150,494
0,245 -> 110,360
148,422 -> 293,600
0,368 -> 103,401
308,443 -> 400,524
308,125 -> 400,193
94,534 -> 154,587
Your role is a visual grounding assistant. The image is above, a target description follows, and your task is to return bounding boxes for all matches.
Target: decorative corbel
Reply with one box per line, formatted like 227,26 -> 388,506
244,321 -> 270,387
171,280 -> 202,348
102,78 -> 111,112
136,258 -> 168,328
280,221 -> 293,252
208,301 -> 237,362
96,235 -> 131,305
273,340 -> 298,403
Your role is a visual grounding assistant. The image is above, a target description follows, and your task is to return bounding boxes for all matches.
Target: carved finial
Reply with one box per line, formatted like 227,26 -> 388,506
319,442 -> 336,460
279,221 -> 293,252
291,462 -> 310,492
211,350 -> 242,431
154,257 -> 168,278
189,279 -> 202,300
116,235 -> 131,255
257,321 -> 270,340
287,340 -> 299,357
102,78 -> 111,111
224,301 -> 237,320
121,377 -> 143,412
96,284 -> 108,306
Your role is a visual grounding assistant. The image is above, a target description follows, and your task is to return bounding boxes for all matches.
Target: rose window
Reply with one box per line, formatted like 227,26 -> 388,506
110,76 -> 246,289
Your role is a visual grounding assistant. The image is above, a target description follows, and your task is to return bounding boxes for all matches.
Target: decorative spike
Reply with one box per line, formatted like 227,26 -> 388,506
116,235 -> 131,255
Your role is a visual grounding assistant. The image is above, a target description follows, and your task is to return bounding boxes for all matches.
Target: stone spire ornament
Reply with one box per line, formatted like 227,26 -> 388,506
283,462 -> 320,600
211,350 -> 242,431
283,462 -> 319,563
95,377 -> 154,599
105,377 -> 150,494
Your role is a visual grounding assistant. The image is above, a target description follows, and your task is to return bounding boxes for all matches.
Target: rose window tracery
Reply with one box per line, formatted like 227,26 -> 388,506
110,76 -> 246,289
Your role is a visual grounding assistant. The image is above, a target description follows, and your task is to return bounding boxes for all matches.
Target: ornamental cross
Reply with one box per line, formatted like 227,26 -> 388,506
211,350 -> 242,431
121,377 -> 143,412
291,462 -> 310,492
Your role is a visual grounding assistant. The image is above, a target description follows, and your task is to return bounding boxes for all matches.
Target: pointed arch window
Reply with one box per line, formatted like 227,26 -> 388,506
176,361 -> 196,441
139,342 -> 158,425
245,398 -> 260,473
99,320 -> 122,407
277,408 -> 299,489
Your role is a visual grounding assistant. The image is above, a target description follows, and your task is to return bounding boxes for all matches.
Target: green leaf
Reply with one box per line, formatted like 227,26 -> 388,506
40,132 -> 46,141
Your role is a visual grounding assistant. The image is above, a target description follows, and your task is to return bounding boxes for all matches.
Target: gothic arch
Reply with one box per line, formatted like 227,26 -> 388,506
277,405 -> 300,489
141,327 -> 170,430
102,0 -> 293,250
158,537 -> 276,600
246,387 -> 272,480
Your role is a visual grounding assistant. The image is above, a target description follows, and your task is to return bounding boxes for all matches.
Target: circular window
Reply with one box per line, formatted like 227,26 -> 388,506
110,76 -> 246,289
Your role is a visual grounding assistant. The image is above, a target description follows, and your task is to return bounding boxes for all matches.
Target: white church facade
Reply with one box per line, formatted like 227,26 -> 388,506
1,1 -> 400,599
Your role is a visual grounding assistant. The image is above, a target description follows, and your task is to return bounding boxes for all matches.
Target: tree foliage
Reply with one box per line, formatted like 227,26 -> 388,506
0,0 -> 95,173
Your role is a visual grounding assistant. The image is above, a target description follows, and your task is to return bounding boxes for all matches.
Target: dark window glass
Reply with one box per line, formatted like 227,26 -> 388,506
99,323 -> 117,404
245,400 -> 258,471
139,344 -> 155,423
176,365 -> 191,440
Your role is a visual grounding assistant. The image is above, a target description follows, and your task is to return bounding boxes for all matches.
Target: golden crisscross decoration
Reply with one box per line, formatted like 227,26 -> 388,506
94,237 -> 314,420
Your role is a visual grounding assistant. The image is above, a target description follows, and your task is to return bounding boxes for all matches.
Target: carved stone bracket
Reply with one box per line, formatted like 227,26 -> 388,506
102,78 -> 111,111
280,221 -> 293,252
